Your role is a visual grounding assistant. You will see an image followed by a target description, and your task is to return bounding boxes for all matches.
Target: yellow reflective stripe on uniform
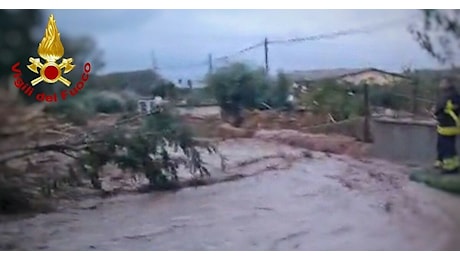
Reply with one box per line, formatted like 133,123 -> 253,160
445,100 -> 460,126
442,156 -> 460,171
437,125 -> 460,135
438,99 -> 460,135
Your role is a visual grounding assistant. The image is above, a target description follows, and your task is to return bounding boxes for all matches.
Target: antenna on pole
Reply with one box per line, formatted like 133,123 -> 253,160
151,50 -> 158,72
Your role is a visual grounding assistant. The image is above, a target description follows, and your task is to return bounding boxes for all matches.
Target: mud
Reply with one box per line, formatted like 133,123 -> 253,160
1,139 -> 460,250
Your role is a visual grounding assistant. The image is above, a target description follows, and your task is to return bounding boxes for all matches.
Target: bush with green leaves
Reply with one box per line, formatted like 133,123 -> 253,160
410,168 -> 460,194
205,62 -> 292,125
78,109 -> 217,190
44,96 -> 95,125
44,90 -> 138,125
1,104 -> 216,214
303,80 -> 364,121
206,63 -> 267,109
88,91 -> 126,114
368,87 -> 407,110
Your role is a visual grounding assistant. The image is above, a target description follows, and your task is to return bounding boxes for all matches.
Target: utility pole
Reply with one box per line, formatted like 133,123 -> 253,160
208,53 -> 213,74
264,37 -> 269,74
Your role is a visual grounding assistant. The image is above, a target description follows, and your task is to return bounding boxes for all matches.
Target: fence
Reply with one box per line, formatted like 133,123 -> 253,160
363,82 -> 437,142
298,81 -> 439,143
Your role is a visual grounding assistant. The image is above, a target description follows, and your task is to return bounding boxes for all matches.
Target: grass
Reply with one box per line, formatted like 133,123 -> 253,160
409,168 -> 460,194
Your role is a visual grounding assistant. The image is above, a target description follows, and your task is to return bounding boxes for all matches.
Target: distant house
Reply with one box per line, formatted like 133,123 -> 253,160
173,79 -> 206,89
288,68 -> 410,89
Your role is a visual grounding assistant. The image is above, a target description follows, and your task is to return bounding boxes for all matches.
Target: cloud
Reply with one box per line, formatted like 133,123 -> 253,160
46,9 -> 157,36
44,9 -> 440,81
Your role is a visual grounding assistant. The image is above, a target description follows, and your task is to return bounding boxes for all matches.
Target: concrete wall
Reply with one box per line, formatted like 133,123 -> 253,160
370,117 -> 460,165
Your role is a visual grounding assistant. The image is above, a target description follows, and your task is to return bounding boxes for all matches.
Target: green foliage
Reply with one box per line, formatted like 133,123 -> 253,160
302,78 -> 428,120
206,63 -> 263,109
44,91 -> 137,125
89,92 -> 126,114
255,71 -> 293,109
125,98 -> 138,113
152,82 -> 178,100
78,110 -> 216,190
0,184 -> 33,214
0,165 -> 53,214
0,10 -> 43,77
270,71 -> 292,108
368,86 -> 407,110
44,97 -> 94,125
410,10 -> 460,65
206,63 -> 291,111
410,168 -> 460,194
303,80 -> 364,121
407,69 -> 442,103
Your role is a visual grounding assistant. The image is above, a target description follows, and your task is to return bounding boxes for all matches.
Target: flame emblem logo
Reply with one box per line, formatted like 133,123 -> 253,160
27,14 -> 75,87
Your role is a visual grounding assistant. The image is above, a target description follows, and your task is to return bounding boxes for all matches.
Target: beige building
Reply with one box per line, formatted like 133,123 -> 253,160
288,68 -> 409,88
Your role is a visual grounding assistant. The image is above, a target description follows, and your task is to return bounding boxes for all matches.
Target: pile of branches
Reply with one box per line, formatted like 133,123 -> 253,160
0,96 -> 218,213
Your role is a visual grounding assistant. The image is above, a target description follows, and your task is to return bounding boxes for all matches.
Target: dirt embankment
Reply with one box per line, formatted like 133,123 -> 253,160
182,108 -> 368,158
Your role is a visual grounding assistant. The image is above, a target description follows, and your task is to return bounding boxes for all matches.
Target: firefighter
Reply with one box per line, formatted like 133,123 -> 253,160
434,77 -> 460,174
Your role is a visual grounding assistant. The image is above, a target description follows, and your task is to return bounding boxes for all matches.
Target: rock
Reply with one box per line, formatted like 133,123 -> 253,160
78,200 -> 100,210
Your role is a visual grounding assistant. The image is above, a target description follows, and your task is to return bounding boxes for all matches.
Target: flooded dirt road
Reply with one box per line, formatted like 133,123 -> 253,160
1,139 -> 460,250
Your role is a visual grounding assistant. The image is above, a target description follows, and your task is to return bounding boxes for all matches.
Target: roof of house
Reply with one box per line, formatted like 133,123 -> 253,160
288,68 -> 409,82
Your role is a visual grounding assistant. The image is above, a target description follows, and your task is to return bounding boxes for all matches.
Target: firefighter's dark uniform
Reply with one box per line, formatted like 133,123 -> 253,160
434,88 -> 460,173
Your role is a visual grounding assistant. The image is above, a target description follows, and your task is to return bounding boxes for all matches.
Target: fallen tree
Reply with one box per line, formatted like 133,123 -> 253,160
0,96 -> 220,214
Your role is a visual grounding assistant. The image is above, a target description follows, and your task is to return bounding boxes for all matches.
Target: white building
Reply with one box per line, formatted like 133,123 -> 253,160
137,96 -> 169,114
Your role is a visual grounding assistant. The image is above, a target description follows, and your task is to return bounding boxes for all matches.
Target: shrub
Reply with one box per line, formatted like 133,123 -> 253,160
44,91 -> 139,125
368,88 -> 407,110
205,62 -> 291,125
44,97 -> 95,125
89,91 -> 126,114
303,80 -> 364,121
78,108 -> 217,190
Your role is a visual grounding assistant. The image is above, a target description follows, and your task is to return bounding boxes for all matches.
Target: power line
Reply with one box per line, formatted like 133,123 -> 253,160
270,16 -> 416,45
213,41 -> 265,62
158,41 -> 265,71
155,15 -> 417,72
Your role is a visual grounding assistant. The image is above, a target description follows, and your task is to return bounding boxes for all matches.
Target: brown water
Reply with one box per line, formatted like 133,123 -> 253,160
1,139 -> 460,250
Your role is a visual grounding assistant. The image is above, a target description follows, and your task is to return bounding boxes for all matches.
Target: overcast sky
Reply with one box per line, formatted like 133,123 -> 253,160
42,9 -> 442,81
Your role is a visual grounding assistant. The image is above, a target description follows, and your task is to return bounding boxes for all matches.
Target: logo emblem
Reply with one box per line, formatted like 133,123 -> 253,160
27,14 -> 75,87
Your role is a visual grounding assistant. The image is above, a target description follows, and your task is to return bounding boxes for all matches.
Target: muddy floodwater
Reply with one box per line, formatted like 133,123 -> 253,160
1,139 -> 460,250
